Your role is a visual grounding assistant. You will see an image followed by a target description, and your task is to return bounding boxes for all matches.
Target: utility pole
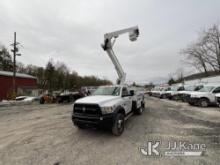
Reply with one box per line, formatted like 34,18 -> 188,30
10,32 -> 21,98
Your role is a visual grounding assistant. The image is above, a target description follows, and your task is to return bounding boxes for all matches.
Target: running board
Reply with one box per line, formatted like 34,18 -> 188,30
125,112 -> 134,121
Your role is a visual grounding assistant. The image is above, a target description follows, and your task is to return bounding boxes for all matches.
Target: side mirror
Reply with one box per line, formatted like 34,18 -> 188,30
130,90 -> 134,96
122,94 -> 127,97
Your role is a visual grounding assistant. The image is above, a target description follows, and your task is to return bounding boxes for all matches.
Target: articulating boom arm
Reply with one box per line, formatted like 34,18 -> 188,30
101,26 -> 139,85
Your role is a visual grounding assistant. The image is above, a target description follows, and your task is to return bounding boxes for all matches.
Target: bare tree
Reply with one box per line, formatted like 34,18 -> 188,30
16,62 -> 26,73
203,24 -> 220,70
181,42 -> 208,73
181,24 -> 220,73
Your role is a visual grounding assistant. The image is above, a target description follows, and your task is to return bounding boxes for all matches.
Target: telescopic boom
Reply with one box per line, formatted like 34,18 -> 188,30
101,26 -> 139,85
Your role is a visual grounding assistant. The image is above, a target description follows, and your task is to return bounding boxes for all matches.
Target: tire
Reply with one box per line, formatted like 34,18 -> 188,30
58,97 -> 63,103
161,94 -> 166,99
136,102 -> 144,115
112,113 -> 125,136
182,98 -> 186,102
188,102 -> 194,106
199,98 -> 209,107
175,95 -> 180,101
172,95 -> 178,100
40,97 -> 45,104
76,124 -> 85,129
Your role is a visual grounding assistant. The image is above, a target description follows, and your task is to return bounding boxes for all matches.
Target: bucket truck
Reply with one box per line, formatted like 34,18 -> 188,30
72,26 -> 145,136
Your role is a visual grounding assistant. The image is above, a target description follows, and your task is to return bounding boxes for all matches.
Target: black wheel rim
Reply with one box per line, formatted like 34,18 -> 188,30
117,117 -> 124,132
140,107 -> 143,113
201,100 -> 208,107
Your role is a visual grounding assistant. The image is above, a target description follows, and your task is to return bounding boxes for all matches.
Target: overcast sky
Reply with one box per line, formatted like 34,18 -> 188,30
0,0 -> 220,84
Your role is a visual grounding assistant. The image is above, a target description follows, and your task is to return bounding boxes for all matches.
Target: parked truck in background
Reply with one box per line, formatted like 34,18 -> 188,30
164,85 -> 184,100
188,84 -> 220,107
174,84 -> 204,102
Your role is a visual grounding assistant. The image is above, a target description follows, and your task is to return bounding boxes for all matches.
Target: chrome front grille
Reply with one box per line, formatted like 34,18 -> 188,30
74,104 -> 101,116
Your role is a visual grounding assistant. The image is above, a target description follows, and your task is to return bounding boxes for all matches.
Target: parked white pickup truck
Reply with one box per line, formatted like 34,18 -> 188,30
72,85 -> 145,136
188,84 -> 220,107
172,84 -> 203,102
164,85 -> 184,99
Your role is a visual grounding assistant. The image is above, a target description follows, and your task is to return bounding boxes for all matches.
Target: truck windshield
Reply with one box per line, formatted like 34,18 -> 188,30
198,86 -> 214,92
184,86 -> 194,91
170,86 -> 178,91
164,87 -> 171,91
92,86 -> 121,96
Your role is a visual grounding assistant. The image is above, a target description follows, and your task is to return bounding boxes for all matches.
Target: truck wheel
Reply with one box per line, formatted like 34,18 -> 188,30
40,97 -> 45,104
175,95 -> 179,101
172,95 -> 177,100
161,94 -> 166,99
136,103 -> 144,115
112,113 -> 124,136
58,98 -> 63,103
76,124 -> 85,129
199,98 -> 209,107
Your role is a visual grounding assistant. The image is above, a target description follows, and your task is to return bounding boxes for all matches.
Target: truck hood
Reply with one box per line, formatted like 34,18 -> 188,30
74,95 -> 120,106
166,91 -> 177,95
178,91 -> 194,94
190,91 -> 210,97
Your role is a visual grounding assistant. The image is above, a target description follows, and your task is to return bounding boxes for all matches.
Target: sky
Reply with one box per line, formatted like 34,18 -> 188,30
0,0 -> 220,84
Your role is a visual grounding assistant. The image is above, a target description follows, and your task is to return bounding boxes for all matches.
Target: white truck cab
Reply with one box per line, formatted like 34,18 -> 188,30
188,84 -> 220,107
72,85 -> 145,135
164,85 -> 184,99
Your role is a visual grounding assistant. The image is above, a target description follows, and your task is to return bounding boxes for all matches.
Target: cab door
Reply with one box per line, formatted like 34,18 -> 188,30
121,87 -> 132,114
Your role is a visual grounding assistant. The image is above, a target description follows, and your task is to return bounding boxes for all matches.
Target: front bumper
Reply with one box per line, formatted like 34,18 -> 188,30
182,94 -> 191,102
72,113 -> 115,128
165,93 -> 172,99
188,97 -> 200,105
215,97 -> 220,106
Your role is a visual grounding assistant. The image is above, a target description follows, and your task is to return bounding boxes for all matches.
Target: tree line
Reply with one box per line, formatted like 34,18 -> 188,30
0,46 -> 112,91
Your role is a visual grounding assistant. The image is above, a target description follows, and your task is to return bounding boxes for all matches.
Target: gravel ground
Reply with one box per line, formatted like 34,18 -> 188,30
0,96 -> 220,165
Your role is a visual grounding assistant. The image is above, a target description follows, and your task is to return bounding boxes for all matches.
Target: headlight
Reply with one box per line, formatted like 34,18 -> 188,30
102,106 -> 114,114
